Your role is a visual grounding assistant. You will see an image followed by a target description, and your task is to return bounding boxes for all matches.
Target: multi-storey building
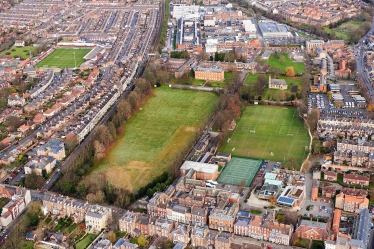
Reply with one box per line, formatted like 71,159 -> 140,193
293,220 -> 330,241
335,192 -> 369,212
85,205 -> 112,232
343,174 -> 370,186
148,218 -> 174,238
119,211 -> 139,234
208,203 -> 239,233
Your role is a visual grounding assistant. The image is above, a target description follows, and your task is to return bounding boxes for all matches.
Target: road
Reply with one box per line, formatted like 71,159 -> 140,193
355,18 -> 374,103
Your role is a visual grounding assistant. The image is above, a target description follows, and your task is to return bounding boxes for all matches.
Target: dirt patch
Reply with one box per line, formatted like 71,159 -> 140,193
185,126 -> 197,132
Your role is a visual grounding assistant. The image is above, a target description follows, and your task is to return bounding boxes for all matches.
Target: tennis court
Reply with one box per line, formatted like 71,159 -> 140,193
217,157 -> 262,186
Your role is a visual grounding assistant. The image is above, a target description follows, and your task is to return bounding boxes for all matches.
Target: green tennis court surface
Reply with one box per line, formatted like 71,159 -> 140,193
217,157 -> 262,186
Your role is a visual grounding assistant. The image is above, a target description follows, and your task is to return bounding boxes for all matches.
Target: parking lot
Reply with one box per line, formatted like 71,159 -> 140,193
300,199 -> 333,220
308,92 -> 365,117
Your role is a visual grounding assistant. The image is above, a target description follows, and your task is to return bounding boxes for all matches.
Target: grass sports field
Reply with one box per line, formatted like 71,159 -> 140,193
219,106 -> 310,169
89,86 -> 219,192
217,157 -> 262,186
36,48 -> 91,68
268,52 -> 305,74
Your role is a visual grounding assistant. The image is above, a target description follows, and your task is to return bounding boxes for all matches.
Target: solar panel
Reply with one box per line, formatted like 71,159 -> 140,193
277,196 -> 295,205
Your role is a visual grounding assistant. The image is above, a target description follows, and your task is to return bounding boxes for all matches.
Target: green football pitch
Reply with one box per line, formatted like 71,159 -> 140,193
219,106 -> 310,169
217,157 -> 262,186
36,48 -> 91,68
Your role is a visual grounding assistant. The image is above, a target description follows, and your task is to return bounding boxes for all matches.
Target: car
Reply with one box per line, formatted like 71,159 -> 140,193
39,190 -> 45,193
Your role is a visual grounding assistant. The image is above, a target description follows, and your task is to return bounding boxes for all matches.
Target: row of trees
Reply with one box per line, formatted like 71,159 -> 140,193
170,50 -> 190,59
214,94 -> 244,139
54,79 -> 153,208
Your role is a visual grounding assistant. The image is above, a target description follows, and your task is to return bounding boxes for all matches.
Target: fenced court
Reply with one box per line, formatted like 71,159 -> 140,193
219,106 -> 310,169
217,157 -> 262,186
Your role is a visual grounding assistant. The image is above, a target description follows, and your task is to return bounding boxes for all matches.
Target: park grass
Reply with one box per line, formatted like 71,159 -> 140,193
75,233 -> 97,249
89,86 -> 219,192
323,20 -> 363,41
244,73 -> 301,99
268,52 -> 305,74
0,46 -> 35,59
170,76 -> 205,86
210,81 -> 225,87
219,106 -> 310,168
244,73 -> 261,85
223,72 -> 236,84
36,48 -> 91,69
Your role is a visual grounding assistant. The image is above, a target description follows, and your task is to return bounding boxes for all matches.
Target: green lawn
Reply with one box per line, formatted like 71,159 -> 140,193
210,81 -> 225,87
170,77 -> 205,86
36,48 -> 91,69
244,73 -> 301,100
223,72 -> 236,84
88,86 -> 219,192
0,46 -> 35,59
324,20 -> 363,41
0,198 -> 10,211
311,240 -> 325,249
219,106 -> 310,168
293,238 -> 310,248
20,241 -> 34,249
75,234 -> 97,249
244,74 -> 261,85
268,52 -> 305,74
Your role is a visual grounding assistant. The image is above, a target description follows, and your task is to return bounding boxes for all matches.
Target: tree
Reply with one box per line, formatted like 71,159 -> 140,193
24,170 -> 45,189
117,99 -> 132,121
367,104 -> 374,112
105,231 -> 117,243
239,84 -> 251,102
95,125 -> 113,147
307,108 -> 320,132
269,66 -> 281,78
254,74 -> 267,95
285,66 -> 296,77
269,196 -> 277,205
279,54 -> 286,64
312,138 -> 322,155
65,134 -> 78,151
94,140 -> 106,161
128,91 -> 140,110
284,211 -> 298,226
42,169 -> 47,179
6,115 -> 23,130
135,78 -> 152,96
138,235 -> 147,247
224,51 -> 236,62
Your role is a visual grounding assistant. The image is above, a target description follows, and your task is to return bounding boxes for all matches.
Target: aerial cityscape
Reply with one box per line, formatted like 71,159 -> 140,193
0,0 -> 373,249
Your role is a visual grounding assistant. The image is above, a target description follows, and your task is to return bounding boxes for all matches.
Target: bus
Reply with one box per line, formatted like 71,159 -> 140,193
348,90 -> 359,95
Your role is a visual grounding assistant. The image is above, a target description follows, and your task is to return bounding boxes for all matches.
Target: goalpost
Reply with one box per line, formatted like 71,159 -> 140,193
250,130 -> 256,133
